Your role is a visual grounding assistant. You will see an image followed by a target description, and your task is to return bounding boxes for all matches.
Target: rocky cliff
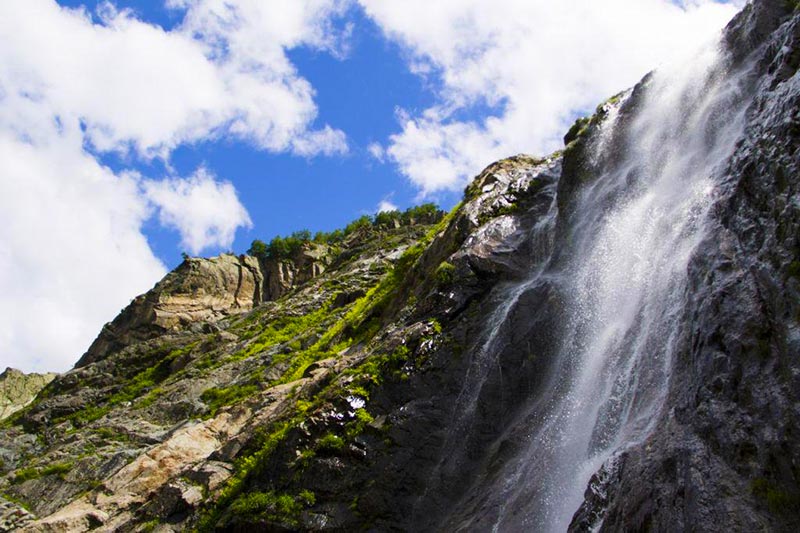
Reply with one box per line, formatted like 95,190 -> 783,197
1,0 -> 799,531
0,369 -> 55,422
77,242 -> 339,368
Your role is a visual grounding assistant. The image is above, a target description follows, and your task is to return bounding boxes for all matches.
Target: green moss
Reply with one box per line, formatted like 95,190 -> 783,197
296,448 -> 316,466
41,461 -> 73,478
67,405 -> 111,427
225,489 -> 316,527
95,427 -> 130,443
595,91 -> 625,114
136,387 -> 163,409
11,467 -> 39,484
342,344 -> 411,390
346,408 -> 375,439
297,489 -> 316,506
0,492 -> 31,511
317,433 -> 345,452
60,342 -> 196,427
140,518 -> 160,532
197,421 -> 295,531
197,206 -> 461,530
564,116 -> 591,145
201,384 -> 260,417
230,304 -> 335,362
295,399 -> 314,413
787,261 -> 800,279
435,261 -> 456,286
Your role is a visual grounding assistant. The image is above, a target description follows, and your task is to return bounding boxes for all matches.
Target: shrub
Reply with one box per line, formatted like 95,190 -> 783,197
374,210 -> 401,228
11,467 -> 39,484
345,215 -> 373,235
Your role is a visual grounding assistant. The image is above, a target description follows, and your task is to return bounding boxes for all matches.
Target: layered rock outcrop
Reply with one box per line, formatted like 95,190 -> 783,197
76,254 -> 265,367
77,245 -> 335,368
0,369 -> 56,421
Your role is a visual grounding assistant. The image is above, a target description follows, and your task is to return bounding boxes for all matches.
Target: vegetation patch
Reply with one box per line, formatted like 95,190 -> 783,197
94,427 -> 130,443
10,460 -> 72,484
41,461 -> 73,478
59,343 -> 198,427
196,420 -> 296,531
435,261 -> 456,286
564,116 -> 591,145
247,204 -> 444,261
201,384 -> 260,417
317,433 -> 345,452
11,467 -> 39,484
226,489 -> 316,527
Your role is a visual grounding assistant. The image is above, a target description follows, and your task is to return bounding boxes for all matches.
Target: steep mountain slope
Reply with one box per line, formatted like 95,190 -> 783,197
0,369 -> 56,422
2,0 -> 800,531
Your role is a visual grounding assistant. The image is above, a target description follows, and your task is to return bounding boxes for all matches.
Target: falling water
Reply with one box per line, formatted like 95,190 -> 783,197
434,38 -> 755,533
506,42 -> 750,532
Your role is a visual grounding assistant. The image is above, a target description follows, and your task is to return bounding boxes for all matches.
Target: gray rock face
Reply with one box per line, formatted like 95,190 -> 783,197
576,2 -> 800,530
0,369 -> 56,421
263,243 -> 331,301
224,1 -> 800,531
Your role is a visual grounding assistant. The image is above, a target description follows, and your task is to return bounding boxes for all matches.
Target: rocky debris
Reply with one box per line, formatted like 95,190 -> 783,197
0,368 -> 56,421
0,497 -> 36,532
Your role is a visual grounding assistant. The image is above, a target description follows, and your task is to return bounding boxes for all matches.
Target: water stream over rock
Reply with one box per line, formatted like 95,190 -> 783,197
435,37 -> 756,532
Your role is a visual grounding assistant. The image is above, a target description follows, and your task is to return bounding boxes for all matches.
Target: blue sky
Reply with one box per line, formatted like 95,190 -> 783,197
0,0 -> 743,371
60,0 -> 446,268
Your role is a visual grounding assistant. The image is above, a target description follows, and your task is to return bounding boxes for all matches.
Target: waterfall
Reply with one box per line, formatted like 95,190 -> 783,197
511,41 -> 750,532
434,36 -> 755,533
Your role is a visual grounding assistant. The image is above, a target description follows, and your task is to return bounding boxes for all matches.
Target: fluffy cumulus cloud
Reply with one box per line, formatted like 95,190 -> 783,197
0,0 -> 350,372
0,128 -> 165,372
360,0 -> 745,194
144,169 -> 253,255
0,0 -> 349,156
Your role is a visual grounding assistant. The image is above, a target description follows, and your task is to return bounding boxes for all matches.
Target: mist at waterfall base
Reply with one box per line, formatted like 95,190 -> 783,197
421,35 -> 755,532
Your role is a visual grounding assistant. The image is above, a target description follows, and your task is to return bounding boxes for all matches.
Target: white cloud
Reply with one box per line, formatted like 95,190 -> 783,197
0,0 -> 352,372
367,142 -> 385,162
360,0 -> 744,194
144,169 -> 252,255
376,199 -> 399,213
0,0 -> 350,156
0,130 -> 166,372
